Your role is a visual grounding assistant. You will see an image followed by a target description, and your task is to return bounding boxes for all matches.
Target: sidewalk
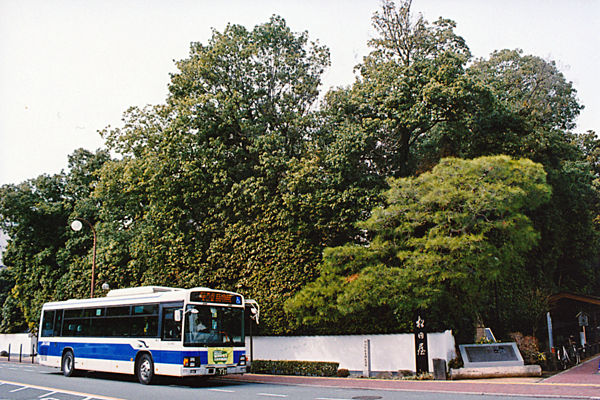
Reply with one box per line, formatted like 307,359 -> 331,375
224,357 -> 600,399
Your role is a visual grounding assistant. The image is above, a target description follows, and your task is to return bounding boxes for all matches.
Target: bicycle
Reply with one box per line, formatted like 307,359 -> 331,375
556,338 -> 581,370
567,343 -> 581,365
557,345 -> 571,370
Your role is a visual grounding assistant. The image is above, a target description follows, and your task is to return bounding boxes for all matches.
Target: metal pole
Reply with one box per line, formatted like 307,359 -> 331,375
74,218 -> 97,298
7,344 -> 10,362
250,317 -> 253,365
91,224 -> 96,298
19,344 -> 22,363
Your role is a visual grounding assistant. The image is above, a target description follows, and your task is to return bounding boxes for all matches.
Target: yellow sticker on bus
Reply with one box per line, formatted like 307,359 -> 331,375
209,348 -> 233,364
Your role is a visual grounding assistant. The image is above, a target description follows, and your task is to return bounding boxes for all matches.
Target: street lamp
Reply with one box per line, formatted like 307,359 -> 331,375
71,218 -> 97,299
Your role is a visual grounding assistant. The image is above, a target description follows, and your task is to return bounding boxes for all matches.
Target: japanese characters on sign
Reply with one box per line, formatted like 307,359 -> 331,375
190,291 -> 242,305
414,311 -> 429,374
363,339 -> 371,377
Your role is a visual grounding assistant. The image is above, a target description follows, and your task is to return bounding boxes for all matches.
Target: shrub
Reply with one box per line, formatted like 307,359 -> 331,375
250,360 -> 340,377
509,332 -> 545,365
402,372 -> 434,380
336,368 -> 350,377
447,356 -> 463,370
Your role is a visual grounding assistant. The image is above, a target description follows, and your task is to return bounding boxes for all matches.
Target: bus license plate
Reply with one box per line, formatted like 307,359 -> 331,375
216,368 -> 228,376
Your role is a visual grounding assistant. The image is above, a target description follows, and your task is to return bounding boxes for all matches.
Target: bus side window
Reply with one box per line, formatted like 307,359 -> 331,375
41,310 -> 55,337
53,310 -> 63,337
162,307 -> 181,341
131,316 -> 158,337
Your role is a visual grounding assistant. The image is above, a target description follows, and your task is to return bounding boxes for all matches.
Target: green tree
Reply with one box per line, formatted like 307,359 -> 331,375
412,49 -> 584,174
0,268 -> 27,333
0,173 -> 71,329
463,51 -> 598,301
286,156 -> 551,338
0,149 -> 110,330
59,149 -> 112,300
96,16 -> 331,333
322,0 -> 478,178
468,49 -> 583,133
0,268 -> 13,308
408,44 -> 596,336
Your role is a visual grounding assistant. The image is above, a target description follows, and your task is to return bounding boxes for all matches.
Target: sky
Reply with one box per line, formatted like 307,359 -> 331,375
1,0 -> 599,189
0,0 -> 598,263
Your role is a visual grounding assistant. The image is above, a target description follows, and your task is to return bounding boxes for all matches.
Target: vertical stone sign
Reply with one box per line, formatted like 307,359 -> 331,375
414,311 -> 429,374
363,339 -> 371,377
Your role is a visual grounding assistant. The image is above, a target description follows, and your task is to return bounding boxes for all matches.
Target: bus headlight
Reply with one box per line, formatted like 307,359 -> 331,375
183,357 -> 197,367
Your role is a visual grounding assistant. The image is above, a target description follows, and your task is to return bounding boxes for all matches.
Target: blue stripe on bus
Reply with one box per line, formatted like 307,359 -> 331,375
39,342 -> 244,365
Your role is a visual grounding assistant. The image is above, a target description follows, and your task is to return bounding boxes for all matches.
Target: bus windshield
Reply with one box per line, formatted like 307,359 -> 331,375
184,305 -> 243,347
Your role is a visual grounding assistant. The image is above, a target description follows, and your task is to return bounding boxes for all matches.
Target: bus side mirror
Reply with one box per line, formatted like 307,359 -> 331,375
246,300 -> 260,325
174,310 -> 182,322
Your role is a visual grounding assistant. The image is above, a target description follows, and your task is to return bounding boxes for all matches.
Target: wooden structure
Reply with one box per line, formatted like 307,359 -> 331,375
548,292 -> 600,349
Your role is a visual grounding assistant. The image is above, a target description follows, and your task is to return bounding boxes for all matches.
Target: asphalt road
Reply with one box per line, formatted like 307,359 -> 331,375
0,360 -> 595,400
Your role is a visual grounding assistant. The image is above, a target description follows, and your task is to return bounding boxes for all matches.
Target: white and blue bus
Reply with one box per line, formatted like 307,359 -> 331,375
37,286 -> 259,384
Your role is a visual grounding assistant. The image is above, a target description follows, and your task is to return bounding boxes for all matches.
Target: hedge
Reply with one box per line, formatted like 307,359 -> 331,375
250,360 -> 339,377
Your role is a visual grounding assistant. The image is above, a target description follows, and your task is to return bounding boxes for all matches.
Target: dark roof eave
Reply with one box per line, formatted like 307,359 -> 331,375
549,291 -> 600,306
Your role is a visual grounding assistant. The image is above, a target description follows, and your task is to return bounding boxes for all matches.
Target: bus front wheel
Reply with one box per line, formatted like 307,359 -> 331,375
136,353 -> 155,385
61,351 -> 75,377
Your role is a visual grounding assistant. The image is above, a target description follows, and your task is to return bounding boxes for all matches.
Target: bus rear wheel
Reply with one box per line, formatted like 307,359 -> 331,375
136,353 -> 155,385
61,351 -> 75,377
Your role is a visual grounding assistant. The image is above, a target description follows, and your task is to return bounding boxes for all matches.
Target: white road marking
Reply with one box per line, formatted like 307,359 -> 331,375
316,398 -> 352,400
209,389 -> 236,393
0,379 -> 123,400
258,394 -> 288,398
39,391 -> 58,398
9,386 -> 29,392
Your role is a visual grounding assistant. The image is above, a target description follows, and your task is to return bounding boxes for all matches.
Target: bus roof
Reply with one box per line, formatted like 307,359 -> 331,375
41,286 -> 245,309
106,286 -> 183,297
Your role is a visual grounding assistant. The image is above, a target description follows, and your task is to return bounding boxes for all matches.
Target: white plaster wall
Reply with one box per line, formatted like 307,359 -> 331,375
246,330 -> 456,373
0,333 -> 36,356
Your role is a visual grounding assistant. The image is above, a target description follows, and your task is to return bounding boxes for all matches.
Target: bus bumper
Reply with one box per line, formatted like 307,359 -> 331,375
182,365 -> 247,377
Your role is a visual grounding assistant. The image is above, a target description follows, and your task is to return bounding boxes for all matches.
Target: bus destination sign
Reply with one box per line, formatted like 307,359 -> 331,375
190,291 -> 242,305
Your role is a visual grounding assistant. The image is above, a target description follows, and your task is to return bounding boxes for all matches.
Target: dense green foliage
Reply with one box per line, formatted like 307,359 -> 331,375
94,16 -> 333,334
322,0 -> 476,178
285,156 -> 552,339
0,268 -> 26,333
251,360 -> 339,377
0,149 -> 110,331
0,1 -> 598,339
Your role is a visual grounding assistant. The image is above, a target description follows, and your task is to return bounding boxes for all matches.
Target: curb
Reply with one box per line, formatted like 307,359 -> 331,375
221,363 -> 600,399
